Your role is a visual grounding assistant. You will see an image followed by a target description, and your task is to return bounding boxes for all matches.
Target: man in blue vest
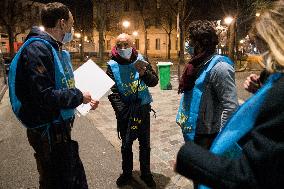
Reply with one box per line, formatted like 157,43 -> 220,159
176,21 -> 238,188
10,2 -> 99,188
177,20 -> 238,146
107,33 -> 158,187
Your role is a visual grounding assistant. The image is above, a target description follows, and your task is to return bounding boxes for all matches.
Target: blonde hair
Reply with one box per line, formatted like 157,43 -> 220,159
255,0 -> 284,73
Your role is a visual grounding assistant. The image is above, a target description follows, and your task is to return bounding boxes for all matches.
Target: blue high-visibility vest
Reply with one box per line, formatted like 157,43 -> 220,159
199,73 -> 283,189
107,54 -> 152,105
9,38 -> 75,129
176,55 -> 234,141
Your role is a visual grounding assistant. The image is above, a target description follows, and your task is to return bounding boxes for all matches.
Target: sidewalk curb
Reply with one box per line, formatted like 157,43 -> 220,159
0,84 -> 7,103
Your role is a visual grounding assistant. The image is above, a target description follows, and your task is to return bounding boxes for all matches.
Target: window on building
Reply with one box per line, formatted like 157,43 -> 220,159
135,39 -> 139,50
134,1 -> 139,11
146,39 -> 150,50
156,0 -> 161,9
106,40 -> 111,50
155,38 -> 160,50
106,19 -> 110,31
145,0 -> 150,9
124,0 -> 129,11
145,18 -> 151,29
115,2 -> 121,10
155,17 -> 161,28
134,19 -> 140,30
106,4 -> 111,13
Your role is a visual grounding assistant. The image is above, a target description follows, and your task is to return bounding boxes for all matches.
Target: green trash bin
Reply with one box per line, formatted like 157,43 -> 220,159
157,62 -> 173,90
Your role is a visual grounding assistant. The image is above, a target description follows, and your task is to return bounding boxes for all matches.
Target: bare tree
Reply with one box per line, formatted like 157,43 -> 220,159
156,3 -> 177,59
164,0 -> 192,81
218,0 -> 275,61
0,0 -> 39,56
93,0 -> 123,63
134,0 -> 155,57
93,0 -> 108,63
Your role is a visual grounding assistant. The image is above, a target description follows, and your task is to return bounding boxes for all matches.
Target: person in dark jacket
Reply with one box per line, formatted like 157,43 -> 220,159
175,1 -> 284,188
107,33 -> 158,188
176,21 -> 238,149
11,2 -> 99,189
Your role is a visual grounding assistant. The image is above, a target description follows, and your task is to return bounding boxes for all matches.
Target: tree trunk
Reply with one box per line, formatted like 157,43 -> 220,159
167,32 -> 171,59
178,21 -> 185,82
99,28 -> 104,63
7,27 -> 15,57
144,29 -> 148,57
80,31 -> 84,62
228,20 -> 236,61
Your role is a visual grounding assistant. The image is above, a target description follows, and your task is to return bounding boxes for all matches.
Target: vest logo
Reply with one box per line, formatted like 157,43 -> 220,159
122,80 -> 147,96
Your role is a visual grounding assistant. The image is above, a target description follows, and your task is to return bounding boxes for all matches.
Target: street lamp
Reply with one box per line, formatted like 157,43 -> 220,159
122,20 -> 130,29
132,31 -> 138,36
240,39 -> 245,44
256,12 -> 261,17
39,26 -> 45,31
224,16 -> 234,25
75,33 -> 81,38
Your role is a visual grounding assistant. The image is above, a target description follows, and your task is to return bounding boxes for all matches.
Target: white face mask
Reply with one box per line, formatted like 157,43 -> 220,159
117,47 -> 133,60
62,27 -> 74,44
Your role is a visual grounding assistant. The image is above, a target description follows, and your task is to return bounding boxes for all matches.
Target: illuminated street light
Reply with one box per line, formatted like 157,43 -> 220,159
122,20 -> 130,28
132,31 -> 138,36
75,33 -> 81,38
224,16 -> 234,25
256,12 -> 261,17
240,39 -> 245,44
39,26 -> 45,31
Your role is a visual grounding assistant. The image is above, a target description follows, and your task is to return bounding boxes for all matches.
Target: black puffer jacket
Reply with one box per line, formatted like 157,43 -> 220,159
106,51 -> 158,120
176,75 -> 284,189
15,27 -> 83,127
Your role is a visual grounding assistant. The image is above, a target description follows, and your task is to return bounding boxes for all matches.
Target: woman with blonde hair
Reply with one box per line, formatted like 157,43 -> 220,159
175,1 -> 284,188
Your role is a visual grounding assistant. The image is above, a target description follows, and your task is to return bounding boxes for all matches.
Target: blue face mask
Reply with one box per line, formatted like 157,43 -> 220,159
188,46 -> 194,55
117,47 -> 133,60
62,27 -> 74,44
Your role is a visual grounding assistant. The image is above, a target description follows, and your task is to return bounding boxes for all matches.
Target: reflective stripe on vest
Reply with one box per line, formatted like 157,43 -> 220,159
176,55 -> 234,141
107,54 -> 152,105
199,73 -> 283,189
8,38 -> 75,129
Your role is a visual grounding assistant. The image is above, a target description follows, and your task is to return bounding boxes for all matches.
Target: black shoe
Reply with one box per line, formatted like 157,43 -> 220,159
140,174 -> 156,188
116,174 -> 132,187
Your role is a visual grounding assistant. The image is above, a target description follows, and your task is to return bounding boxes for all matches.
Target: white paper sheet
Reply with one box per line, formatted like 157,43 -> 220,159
74,59 -> 115,116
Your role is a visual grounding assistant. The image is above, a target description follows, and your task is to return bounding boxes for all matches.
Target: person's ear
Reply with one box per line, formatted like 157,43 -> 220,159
59,19 -> 66,30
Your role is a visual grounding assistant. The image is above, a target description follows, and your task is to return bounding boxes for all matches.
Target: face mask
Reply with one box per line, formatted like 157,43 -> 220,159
62,27 -> 74,44
187,46 -> 194,55
117,47 -> 133,60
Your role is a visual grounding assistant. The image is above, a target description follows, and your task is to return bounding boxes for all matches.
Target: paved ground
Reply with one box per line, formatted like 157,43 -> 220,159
0,70 -> 259,189
87,71 -> 258,189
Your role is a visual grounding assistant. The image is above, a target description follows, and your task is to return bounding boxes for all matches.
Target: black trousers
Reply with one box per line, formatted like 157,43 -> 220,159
27,119 -> 88,189
118,105 -> 152,176
193,133 -> 218,189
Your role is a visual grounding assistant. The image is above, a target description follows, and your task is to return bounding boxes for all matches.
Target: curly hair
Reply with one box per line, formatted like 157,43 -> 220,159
188,20 -> 218,53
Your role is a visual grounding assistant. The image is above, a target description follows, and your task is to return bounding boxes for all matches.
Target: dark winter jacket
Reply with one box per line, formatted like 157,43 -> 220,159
15,26 -> 83,127
106,48 -> 158,120
176,76 -> 284,189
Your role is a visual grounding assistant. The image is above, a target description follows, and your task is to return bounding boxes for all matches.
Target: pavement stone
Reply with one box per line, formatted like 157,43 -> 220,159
86,71 -> 256,188
87,76 -> 193,189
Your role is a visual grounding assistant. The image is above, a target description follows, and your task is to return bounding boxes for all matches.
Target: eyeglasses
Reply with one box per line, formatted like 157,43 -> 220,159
116,41 -> 130,49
